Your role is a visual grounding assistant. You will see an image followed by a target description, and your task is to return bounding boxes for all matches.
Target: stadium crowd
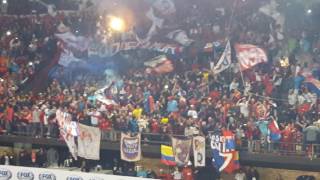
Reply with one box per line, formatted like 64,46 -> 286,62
0,0 -> 319,162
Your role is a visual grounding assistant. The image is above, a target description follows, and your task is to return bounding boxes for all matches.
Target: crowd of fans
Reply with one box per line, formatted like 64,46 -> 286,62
0,0 -> 319,162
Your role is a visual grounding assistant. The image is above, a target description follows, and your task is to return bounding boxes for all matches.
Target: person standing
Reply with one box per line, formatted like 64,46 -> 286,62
4,104 -> 14,135
182,161 -> 194,180
173,167 -> 182,180
32,105 -> 41,137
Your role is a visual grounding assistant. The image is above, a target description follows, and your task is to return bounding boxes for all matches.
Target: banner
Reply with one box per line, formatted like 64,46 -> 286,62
235,44 -> 268,71
121,133 -> 141,162
0,165 -> 157,180
171,137 -> 192,166
78,123 -> 101,160
212,41 -> 231,74
210,130 -> 240,173
56,110 -> 78,160
193,136 -> 206,167
110,41 -> 183,56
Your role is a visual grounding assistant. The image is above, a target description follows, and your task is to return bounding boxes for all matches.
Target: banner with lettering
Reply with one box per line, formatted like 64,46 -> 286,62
78,123 -> 101,160
171,137 -> 192,166
193,136 -> 206,167
210,130 -> 240,173
0,165 -> 156,180
120,133 -> 142,162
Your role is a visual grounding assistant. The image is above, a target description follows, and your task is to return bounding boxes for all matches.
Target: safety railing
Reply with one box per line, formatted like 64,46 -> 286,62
4,130 -> 320,159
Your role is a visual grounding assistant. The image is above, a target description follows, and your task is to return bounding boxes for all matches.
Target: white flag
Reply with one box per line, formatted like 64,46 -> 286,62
57,112 -> 78,160
193,136 -> 206,167
55,32 -> 89,52
212,41 -> 231,74
59,50 -> 83,67
78,123 -> 101,160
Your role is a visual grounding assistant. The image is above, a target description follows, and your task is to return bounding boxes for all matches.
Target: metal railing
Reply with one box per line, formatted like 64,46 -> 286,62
3,130 -> 320,159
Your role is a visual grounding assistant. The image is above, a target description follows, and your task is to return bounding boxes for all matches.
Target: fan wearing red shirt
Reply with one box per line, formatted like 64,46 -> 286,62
182,163 -> 194,180
4,104 -> 14,134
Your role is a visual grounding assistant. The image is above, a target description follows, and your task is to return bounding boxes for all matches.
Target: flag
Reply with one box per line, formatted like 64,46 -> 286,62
77,123 -> 101,160
171,137 -> 192,166
55,32 -> 89,52
167,30 -> 193,46
268,119 -> 281,141
193,136 -> 206,167
120,133 -> 141,162
304,78 -> 320,96
58,50 -> 83,67
152,0 -> 176,16
212,41 -> 231,74
144,55 -> 174,74
160,145 -> 176,166
235,44 -> 268,71
210,131 -> 240,173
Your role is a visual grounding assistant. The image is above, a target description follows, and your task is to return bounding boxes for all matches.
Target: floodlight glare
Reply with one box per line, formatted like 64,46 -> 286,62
109,17 -> 125,32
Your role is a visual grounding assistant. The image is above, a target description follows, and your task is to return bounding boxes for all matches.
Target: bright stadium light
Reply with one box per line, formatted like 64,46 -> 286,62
2,0 -> 7,4
6,31 -> 11,36
307,9 -> 312,14
109,17 -> 125,32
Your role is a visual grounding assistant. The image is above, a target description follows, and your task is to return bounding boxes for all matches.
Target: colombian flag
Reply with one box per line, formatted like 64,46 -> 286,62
161,145 -> 176,166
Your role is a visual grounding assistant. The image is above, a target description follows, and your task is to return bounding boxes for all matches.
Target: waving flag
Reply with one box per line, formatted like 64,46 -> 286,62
161,145 -> 176,166
235,44 -> 268,71
144,55 -> 174,74
210,130 -> 240,173
55,32 -> 89,52
304,78 -> 320,96
58,50 -> 83,67
212,41 -> 231,74
268,119 -> 281,141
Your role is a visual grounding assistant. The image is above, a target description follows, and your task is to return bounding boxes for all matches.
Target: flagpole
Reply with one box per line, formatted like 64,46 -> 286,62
227,0 -> 239,36
238,62 -> 246,90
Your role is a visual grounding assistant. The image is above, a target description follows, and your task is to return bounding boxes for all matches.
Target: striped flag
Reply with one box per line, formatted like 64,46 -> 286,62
144,55 -> 174,74
212,41 -> 231,74
235,44 -> 268,71
268,119 -> 281,141
160,145 -> 176,166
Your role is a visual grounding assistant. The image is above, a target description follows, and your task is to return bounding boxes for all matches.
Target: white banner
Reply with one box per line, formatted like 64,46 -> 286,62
171,137 -> 192,166
193,136 -> 206,167
0,165 -> 156,180
121,133 -> 141,162
78,124 -> 101,160
56,110 -> 78,160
